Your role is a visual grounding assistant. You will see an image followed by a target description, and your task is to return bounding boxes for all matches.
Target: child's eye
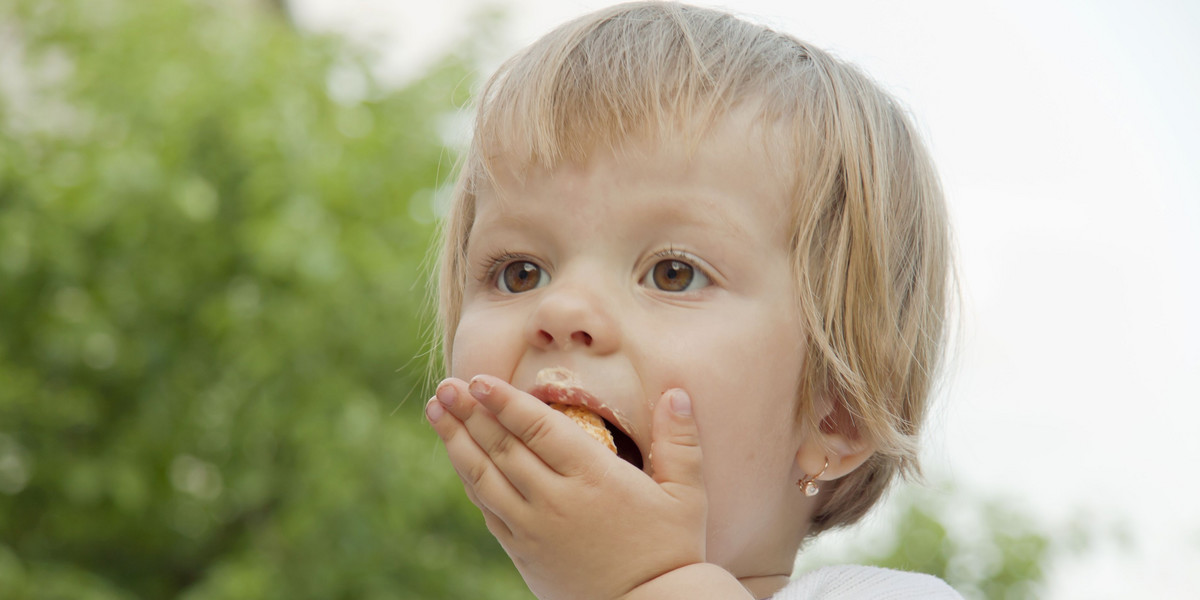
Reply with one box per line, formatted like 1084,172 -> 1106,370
498,260 -> 549,293
642,258 -> 711,292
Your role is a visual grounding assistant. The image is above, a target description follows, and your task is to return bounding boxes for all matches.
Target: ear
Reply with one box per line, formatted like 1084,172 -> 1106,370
795,393 -> 876,483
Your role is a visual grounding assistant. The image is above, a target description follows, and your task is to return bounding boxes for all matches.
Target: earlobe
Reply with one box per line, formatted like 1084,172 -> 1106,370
797,458 -> 828,496
795,395 -> 877,484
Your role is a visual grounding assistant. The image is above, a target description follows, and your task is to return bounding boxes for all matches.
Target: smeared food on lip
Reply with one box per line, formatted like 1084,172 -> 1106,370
533,367 -> 642,468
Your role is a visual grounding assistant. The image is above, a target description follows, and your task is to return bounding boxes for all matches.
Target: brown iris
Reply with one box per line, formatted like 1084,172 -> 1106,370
501,261 -> 543,293
651,259 -> 694,291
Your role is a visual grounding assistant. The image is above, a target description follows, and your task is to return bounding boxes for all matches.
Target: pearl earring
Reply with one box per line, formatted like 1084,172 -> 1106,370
797,458 -> 829,497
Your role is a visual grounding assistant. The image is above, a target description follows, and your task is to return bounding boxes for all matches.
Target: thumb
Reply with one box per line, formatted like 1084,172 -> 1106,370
649,389 -> 705,498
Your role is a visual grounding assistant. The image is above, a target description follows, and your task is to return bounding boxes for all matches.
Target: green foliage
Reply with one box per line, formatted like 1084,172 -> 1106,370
0,0 -> 528,597
870,494 -> 1048,598
797,483 -> 1056,599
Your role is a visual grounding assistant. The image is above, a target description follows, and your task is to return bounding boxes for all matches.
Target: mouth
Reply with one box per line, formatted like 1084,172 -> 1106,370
604,418 -> 643,470
529,368 -> 645,470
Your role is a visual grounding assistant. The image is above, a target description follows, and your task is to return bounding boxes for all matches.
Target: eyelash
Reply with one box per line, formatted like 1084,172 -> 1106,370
476,248 -> 713,289
655,246 -> 713,271
651,247 -> 699,268
646,248 -> 713,292
479,250 -> 534,285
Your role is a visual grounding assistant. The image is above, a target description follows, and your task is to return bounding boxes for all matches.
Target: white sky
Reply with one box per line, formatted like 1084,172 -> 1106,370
288,1 -> 1200,596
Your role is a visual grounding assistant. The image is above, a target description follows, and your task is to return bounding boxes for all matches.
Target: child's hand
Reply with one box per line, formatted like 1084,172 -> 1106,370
426,374 -> 708,600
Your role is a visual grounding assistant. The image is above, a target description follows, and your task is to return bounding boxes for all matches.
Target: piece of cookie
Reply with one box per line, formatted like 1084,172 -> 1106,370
550,403 -> 617,454
535,367 -> 617,455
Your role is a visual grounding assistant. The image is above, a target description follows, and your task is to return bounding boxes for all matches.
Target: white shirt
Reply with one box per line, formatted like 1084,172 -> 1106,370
769,565 -> 963,599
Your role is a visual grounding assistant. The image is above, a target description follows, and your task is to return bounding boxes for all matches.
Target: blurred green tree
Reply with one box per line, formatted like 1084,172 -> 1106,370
795,482 -> 1068,600
0,0 -> 529,597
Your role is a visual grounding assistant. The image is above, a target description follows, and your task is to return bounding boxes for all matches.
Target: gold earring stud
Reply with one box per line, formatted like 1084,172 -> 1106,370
797,458 -> 828,497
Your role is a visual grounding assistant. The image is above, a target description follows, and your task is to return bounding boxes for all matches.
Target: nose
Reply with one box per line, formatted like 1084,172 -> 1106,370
526,278 -> 619,355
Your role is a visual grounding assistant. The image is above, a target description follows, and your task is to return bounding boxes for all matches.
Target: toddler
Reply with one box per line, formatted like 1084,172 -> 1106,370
424,2 -> 958,598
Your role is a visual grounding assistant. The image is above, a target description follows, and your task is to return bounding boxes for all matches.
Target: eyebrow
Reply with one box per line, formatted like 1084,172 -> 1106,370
630,192 -> 758,241
483,188 -> 759,238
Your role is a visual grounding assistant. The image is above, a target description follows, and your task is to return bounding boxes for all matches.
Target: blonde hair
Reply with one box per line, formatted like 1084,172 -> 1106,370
436,1 -> 952,537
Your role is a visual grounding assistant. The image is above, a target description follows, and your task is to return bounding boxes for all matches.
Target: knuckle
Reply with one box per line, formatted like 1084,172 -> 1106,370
670,429 -> 701,448
485,429 -> 516,456
518,412 -> 556,449
465,459 -> 490,490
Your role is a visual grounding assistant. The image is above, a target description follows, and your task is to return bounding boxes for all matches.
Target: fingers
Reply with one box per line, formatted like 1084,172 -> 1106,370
465,374 -> 613,476
425,389 -> 528,522
426,395 -> 515,543
648,389 -> 705,502
430,376 -> 578,500
455,467 -> 513,542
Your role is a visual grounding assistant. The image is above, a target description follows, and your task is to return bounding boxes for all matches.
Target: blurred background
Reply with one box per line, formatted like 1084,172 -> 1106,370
1,0 -> 1196,598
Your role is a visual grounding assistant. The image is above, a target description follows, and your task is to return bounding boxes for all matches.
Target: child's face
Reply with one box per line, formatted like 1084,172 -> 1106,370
451,112 -> 812,572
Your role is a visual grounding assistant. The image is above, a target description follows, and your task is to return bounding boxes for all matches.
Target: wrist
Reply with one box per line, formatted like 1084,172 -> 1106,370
621,563 -> 755,600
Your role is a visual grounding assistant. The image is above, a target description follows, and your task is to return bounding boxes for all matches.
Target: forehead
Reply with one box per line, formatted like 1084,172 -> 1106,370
473,108 -> 796,244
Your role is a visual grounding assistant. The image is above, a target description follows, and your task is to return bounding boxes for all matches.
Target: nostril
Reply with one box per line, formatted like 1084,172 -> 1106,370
572,331 -> 593,346
538,330 -> 554,345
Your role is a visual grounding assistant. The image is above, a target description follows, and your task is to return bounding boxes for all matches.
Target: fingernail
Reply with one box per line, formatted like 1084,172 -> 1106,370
436,382 -> 457,407
670,390 -> 692,416
469,376 -> 492,399
426,398 -> 445,422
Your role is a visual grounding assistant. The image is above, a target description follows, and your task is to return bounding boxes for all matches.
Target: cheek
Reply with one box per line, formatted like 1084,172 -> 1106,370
694,313 -> 805,455
679,298 -> 803,392
449,305 -> 525,379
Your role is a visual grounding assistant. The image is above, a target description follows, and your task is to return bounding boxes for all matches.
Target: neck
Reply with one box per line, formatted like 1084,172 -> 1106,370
739,574 -> 791,599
